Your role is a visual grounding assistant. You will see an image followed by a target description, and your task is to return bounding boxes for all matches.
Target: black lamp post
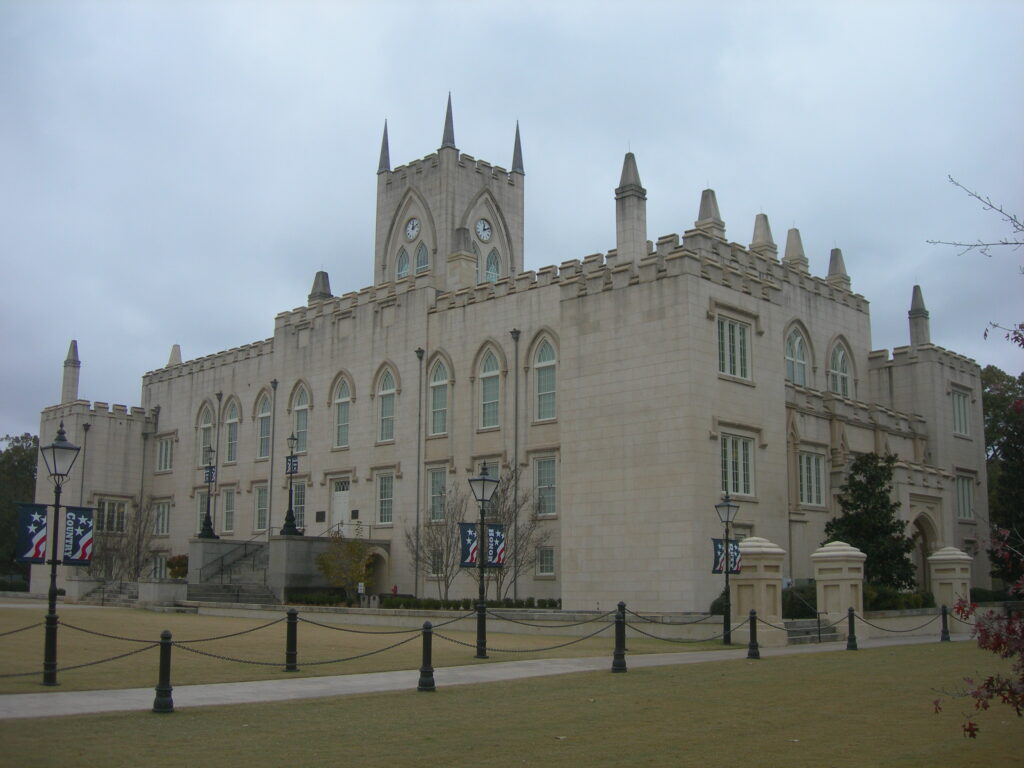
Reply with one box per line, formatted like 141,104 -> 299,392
715,492 -> 740,646
38,421 -> 81,685
468,465 -> 498,659
197,446 -> 218,539
279,433 -> 301,536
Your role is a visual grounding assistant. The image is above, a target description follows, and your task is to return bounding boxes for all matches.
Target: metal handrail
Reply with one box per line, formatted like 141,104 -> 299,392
784,588 -> 829,643
198,532 -> 268,583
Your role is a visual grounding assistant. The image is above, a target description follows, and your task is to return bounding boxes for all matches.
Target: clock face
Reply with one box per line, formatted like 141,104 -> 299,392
405,218 -> 421,241
475,218 -> 493,242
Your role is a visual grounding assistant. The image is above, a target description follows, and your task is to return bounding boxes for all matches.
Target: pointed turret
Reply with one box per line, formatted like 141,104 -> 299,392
167,344 -> 182,367
909,284 -> 931,346
749,213 -> 777,257
615,152 -> 648,267
511,121 -> 524,174
61,340 -> 80,404
694,189 -> 725,240
308,271 -> 332,304
441,93 -> 456,149
783,228 -> 810,273
377,120 -> 390,173
827,247 -> 850,291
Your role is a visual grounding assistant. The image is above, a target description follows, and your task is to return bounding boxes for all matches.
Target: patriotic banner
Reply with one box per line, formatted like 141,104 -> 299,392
15,503 -> 48,564
459,522 -> 506,568
63,506 -> 95,566
711,538 -> 741,575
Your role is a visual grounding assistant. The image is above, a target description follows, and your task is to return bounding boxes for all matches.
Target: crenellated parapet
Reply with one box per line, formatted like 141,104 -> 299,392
143,338 -> 274,384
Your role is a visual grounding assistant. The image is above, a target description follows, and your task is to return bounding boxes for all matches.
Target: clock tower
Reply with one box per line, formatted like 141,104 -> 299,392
373,96 -> 525,292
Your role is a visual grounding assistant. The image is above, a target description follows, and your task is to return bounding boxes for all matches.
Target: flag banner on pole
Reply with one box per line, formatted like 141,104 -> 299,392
460,522 -> 506,568
711,538 -> 741,574
63,506 -> 95,565
486,523 -> 506,567
459,522 -> 479,567
15,503 -> 48,564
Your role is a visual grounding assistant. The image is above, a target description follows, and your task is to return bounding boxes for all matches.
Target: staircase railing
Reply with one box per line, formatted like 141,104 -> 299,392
785,589 -> 828,643
198,533 -> 269,584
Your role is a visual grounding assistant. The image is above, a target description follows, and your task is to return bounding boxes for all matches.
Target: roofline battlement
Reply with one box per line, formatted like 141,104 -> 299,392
144,338 -> 275,383
41,399 -> 152,422
871,343 -> 981,372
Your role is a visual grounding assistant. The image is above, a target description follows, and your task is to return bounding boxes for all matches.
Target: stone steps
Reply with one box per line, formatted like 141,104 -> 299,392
186,583 -> 278,605
77,581 -> 140,607
785,618 -> 841,645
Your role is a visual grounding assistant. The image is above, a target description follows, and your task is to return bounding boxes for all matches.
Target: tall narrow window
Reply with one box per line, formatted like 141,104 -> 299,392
428,549 -> 443,577
536,547 -> 555,576
415,242 -> 429,274
156,437 -> 173,472
956,475 -> 974,519
97,499 -> 127,533
153,501 -> 170,536
293,386 -> 309,453
225,402 -> 239,462
721,434 -> 754,496
717,317 -> 750,379
222,489 -> 235,533
378,370 -> 396,442
785,330 -> 808,386
256,395 -> 271,459
377,473 -> 394,524
429,361 -> 448,436
396,248 -> 410,279
798,452 -> 824,506
334,379 -> 351,448
292,483 -> 306,529
535,340 -> 556,421
952,390 -> 970,436
535,457 -> 557,517
485,249 -> 500,283
151,554 -> 168,580
429,468 -> 446,522
197,406 -> 213,465
196,492 -> 211,535
480,351 -> 500,429
829,346 -> 850,397
255,485 -> 268,530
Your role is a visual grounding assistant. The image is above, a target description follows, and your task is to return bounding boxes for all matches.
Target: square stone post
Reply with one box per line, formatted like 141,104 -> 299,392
730,537 -> 787,647
811,541 -> 866,636
927,546 -> 972,617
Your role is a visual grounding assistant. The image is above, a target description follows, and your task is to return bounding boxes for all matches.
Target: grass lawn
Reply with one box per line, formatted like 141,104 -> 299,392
0,603 -> 723,693
0,640 -> 1018,767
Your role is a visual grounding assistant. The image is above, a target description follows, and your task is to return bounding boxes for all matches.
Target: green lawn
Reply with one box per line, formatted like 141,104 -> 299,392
0,641 -> 1018,767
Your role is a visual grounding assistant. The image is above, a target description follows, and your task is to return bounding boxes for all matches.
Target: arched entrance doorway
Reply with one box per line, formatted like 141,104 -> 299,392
366,550 -> 389,596
911,515 -> 937,592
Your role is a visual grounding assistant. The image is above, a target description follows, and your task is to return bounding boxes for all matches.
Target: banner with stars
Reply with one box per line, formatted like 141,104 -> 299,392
459,522 -> 506,568
63,507 -> 95,565
15,503 -> 48,564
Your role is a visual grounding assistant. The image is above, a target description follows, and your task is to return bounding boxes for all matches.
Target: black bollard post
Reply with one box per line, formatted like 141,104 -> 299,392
285,608 -> 299,671
846,606 -> 858,651
611,601 -> 627,673
152,630 -> 174,713
747,609 -> 760,660
940,605 -> 950,642
418,621 -> 436,692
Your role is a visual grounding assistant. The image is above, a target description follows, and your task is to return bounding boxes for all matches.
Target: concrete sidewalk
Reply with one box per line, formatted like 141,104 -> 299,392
0,634 -> 954,720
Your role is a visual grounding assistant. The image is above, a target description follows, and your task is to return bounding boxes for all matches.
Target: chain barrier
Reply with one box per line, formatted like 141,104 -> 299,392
297,617 -> 421,635
625,609 -> 717,626
171,617 -> 286,643
0,621 -> 43,639
173,643 -> 286,667
300,633 -> 420,666
435,621 -> 612,654
56,643 -> 159,672
950,612 -> 975,625
485,609 -> 615,628
853,612 -> 941,633
755,616 -> 790,631
427,610 -> 479,628
61,621 -> 157,644
624,615 -> 750,644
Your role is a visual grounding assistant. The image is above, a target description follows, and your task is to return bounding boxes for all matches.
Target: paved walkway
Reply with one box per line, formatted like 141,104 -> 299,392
0,633 -> 955,720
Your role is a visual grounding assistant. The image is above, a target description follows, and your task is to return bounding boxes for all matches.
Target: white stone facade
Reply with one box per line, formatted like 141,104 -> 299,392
32,105 -> 989,611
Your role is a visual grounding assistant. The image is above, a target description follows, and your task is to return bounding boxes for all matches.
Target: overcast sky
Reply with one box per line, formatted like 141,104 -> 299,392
2,0 -> 1022,440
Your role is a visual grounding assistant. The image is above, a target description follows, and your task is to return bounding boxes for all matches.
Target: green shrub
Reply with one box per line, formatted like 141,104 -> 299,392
864,584 -> 935,611
166,554 -> 188,579
970,586 -> 1009,603
524,596 -> 535,608
782,584 -> 818,619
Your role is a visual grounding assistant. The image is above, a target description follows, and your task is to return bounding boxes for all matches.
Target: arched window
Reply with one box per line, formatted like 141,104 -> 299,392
378,370 -> 396,442
829,345 -> 851,397
256,394 -> 271,458
225,401 -> 239,462
197,406 -> 213,465
785,329 -> 808,386
415,242 -> 429,274
485,249 -> 500,283
396,248 -> 410,279
535,340 -> 556,421
334,379 -> 351,448
292,386 -> 309,453
480,350 -> 500,428
429,361 -> 448,435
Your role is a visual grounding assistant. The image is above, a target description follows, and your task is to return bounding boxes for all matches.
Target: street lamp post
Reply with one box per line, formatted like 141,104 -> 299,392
715,492 -> 740,646
38,421 -> 81,685
468,466 -> 498,659
197,446 -> 218,539
279,433 -> 301,536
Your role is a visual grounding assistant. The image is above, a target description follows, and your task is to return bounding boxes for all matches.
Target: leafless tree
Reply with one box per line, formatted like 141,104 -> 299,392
483,468 -> 552,601
404,484 -> 469,600
89,502 -> 157,581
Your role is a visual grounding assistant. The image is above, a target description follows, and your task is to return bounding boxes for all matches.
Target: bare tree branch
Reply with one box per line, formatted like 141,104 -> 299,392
927,176 -> 1024,257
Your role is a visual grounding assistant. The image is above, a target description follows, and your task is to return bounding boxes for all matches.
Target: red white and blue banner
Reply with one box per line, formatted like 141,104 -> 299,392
711,538 -> 742,575
15,503 -> 48,564
459,522 -> 506,568
62,506 -> 95,565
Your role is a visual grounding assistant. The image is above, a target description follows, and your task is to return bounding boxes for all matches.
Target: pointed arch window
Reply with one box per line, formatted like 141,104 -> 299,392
197,406 -> 213,465
415,242 -> 429,274
225,401 -> 240,462
535,340 -> 556,421
485,249 -> 500,283
829,345 -> 851,397
334,379 -> 351,448
429,361 -> 448,436
480,351 -> 500,429
378,370 -> 396,442
292,386 -> 309,453
785,329 -> 808,386
256,395 -> 272,458
396,248 -> 410,279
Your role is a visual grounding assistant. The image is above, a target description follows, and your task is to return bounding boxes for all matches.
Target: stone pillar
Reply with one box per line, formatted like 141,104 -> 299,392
927,547 -> 972,613
811,541 -> 866,631
730,537 -> 787,647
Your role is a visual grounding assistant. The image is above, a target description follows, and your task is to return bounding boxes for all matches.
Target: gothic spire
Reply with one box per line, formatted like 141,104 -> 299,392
61,340 -> 81,404
783,228 -> 810,273
694,188 -> 725,239
377,120 -> 390,173
750,213 -> 776,253
441,93 -> 456,149
512,121 -> 524,174
618,151 -> 643,189
909,284 -> 931,346
827,247 -> 850,290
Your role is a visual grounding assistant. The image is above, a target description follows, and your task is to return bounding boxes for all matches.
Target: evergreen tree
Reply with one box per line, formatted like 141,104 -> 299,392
0,434 -> 38,577
824,452 -> 916,590
981,364 -> 1024,584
